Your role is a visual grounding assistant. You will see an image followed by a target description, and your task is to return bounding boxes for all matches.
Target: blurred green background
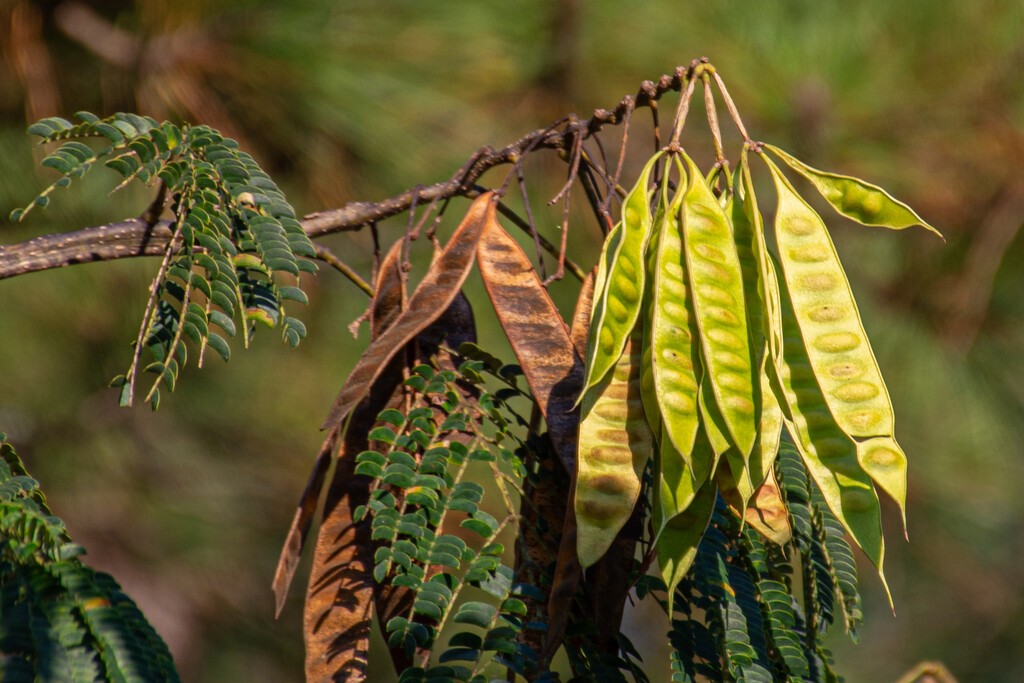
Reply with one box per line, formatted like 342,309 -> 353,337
1,1 -> 1023,680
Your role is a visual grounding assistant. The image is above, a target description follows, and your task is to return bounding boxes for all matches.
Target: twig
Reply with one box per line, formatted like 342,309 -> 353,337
492,200 -> 586,282
517,166 -> 546,281
605,95 -> 634,217
712,69 -> 751,143
702,71 -> 726,164
669,61 -> 702,146
1,67 -> 698,282
313,244 -> 373,296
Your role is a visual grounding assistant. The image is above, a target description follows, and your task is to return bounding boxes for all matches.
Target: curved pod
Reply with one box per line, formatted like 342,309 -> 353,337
681,153 -> 757,459
656,477 -> 716,614
765,144 -> 942,238
575,330 -> 653,568
772,261 -> 889,600
766,157 -> 898,442
581,152 -> 663,397
649,163 -> 703,463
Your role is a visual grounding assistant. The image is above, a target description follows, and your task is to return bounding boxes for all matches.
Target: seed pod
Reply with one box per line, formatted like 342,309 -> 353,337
656,474 -> 717,614
575,329 -> 653,568
740,158 -> 783,363
681,152 -> 757,459
772,254 -> 889,600
765,144 -> 942,239
581,152 -> 663,398
857,434 -> 909,535
657,418 -> 715,534
765,155 -> 898,440
698,372 -> 732,459
745,467 -> 791,545
649,160 -> 703,462
640,173 -> 671,434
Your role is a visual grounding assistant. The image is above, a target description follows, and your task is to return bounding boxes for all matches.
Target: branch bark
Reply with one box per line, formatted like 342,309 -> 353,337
0,66 -> 692,282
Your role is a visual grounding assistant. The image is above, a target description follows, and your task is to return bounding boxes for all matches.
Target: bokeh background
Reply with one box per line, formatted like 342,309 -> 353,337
1,1 -> 1023,680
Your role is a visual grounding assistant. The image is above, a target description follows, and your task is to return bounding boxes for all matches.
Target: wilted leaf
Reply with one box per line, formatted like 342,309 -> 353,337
320,192 -> 495,431
476,213 -> 583,473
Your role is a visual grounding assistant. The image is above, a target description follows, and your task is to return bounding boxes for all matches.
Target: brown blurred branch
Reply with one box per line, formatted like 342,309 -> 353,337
893,661 -> 958,683
0,66 -> 694,282
940,178 -> 1024,353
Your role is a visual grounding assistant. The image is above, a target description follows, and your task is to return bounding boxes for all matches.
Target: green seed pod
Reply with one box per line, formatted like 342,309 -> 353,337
584,221 -> 621,372
765,156 -> 899,439
581,152 -> 663,399
656,474 -> 717,615
772,254 -> 890,601
649,160 -> 703,463
698,371 -> 733,459
640,173 -> 672,435
681,152 -> 757,459
765,144 -> 942,239
740,158 -> 784,362
857,434 -> 909,534
575,329 -> 653,568
656,419 -> 710,529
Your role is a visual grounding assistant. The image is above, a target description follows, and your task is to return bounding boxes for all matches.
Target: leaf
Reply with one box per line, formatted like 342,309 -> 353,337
320,192 -> 495,431
476,211 -> 584,473
764,144 -> 943,238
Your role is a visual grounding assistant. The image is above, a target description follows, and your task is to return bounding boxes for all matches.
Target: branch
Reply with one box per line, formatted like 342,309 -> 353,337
0,66 -> 692,282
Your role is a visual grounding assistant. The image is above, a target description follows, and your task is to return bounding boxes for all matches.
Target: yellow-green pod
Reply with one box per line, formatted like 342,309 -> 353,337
575,329 -> 653,568
698,372 -> 732,459
583,220 -> 622,370
764,144 -> 942,239
765,155 -> 908,528
681,152 -> 757,459
640,172 -> 672,434
581,152 -> 663,398
649,160 -> 703,462
749,354 -> 784,488
772,260 -> 890,602
857,434 -> 908,535
657,418 -> 715,535
739,153 -> 783,365
656,475 -> 717,615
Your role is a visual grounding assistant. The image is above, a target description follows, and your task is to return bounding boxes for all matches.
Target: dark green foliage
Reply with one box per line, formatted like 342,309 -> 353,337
352,357 -> 540,680
0,434 -> 179,681
14,113 -> 317,410
659,431 -> 864,683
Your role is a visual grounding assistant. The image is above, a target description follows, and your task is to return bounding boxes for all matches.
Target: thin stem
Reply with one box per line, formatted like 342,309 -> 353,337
702,71 -> 726,164
2,66 -> 699,281
669,61 -> 702,146
313,243 -> 373,296
124,200 -> 187,406
712,69 -> 751,143
491,200 -> 586,281
604,95 -> 634,216
517,166 -> 546,281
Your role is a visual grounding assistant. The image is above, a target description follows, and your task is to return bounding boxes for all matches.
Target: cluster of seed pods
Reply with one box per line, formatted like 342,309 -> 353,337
573,140 -> 940,600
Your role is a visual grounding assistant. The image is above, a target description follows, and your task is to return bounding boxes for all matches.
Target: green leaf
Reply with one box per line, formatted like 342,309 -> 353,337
453,602 -> 497,629
206,333 -> 230,362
